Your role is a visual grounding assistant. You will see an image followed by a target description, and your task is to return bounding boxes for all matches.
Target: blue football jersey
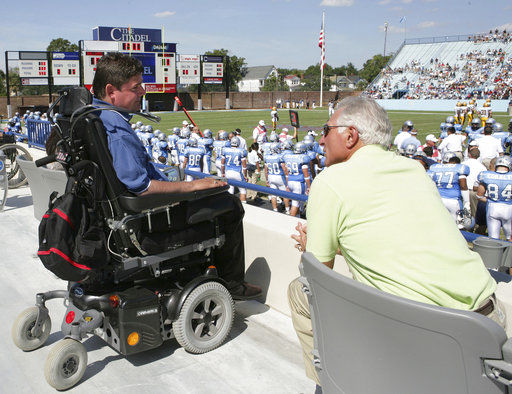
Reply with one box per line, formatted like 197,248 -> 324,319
283,153 -> 310,182
265,153 -> 285,176
478,171 -> 512,205
185,146 -> 206,170
260,142 -> 273,158
198,137 -> 214,156
493,132 -> 510,150
167,134 -> 179,150
176,138 -> 189,158
222,147 -> 247,172
427,163 -> 470,200
213,140 -> 230,159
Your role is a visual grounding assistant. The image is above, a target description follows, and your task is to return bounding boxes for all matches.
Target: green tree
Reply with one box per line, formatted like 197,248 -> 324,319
261,75 -> 288,91
199,48 -> 247,92
359,54 -> 392,84
46,38 -> 78,52
0,70 -> 6,96
299,63 -> 332,91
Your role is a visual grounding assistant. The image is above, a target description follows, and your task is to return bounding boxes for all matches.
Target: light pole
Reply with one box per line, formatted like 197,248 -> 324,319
384,22 -> 389,57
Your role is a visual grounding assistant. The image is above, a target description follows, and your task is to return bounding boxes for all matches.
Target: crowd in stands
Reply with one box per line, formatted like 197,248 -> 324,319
366,31 -> 512,100
394,111 -> 512,240
469,29 -> 511,44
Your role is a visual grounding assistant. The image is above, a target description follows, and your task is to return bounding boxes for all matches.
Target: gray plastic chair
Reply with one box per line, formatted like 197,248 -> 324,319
17,157 -> 67,220
299,252 -> 512,394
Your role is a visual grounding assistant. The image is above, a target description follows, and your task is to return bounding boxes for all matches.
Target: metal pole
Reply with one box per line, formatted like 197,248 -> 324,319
5,51 -> 11,118
198,55 -> 203,111
47,51 -> 53,106
319,11 -> 325,108
384,22 -> 388,56
225,55 -> 230,110
78,40 -> 84,87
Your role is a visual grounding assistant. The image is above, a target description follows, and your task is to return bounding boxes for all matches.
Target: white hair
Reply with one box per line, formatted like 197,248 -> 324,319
335,96 -> 392,147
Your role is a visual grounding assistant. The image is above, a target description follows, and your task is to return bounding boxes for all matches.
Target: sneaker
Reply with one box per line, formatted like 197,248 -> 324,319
229,282 -> 262,300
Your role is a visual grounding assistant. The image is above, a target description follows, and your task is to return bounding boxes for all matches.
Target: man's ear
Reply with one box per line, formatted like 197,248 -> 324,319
105,84 -> 116,100
346,127 -> 359,149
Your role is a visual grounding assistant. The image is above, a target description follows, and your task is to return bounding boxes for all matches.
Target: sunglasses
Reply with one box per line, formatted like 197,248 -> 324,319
322,124 -> 352,137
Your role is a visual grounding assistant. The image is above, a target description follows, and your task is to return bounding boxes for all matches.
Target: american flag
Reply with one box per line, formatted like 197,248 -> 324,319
319,20 -> 325,69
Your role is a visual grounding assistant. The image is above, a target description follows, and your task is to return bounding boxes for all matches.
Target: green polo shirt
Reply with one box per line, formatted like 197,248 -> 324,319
306,144 -> 495,310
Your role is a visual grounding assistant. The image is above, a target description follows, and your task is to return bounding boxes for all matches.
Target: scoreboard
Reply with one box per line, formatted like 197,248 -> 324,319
52,52 -> 80,85
202,55 -> 223,84
177,55 -> 200,84
82,40 -> 177,93
19,51 -> 48,86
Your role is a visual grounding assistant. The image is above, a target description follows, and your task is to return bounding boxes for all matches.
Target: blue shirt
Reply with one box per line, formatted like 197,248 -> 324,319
222,147 -> 247,172
176,138 -> 189,158
427,163 -> 469,200
185,146 -> 206,170
265,153 -> 285,176
92,98 -> 166,194
198,137 -> 214,157
478,171 -> 512,205
283,152 -> 310,182
213,140 -> 230,161
167,134 -> 179,150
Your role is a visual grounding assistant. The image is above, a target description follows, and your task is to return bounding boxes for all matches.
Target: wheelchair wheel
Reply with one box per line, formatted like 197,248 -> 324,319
0,143 -> 32,189
45,339 -> 87,391
173,281 -> 234,354
12,306 -> 51,351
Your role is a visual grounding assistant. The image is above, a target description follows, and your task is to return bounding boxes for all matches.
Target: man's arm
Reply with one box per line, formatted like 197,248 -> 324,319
141,177 -> 226,195
241,158 -> 247,181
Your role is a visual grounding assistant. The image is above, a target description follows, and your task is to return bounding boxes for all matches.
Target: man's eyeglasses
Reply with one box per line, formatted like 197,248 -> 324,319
322,124 -> 351,137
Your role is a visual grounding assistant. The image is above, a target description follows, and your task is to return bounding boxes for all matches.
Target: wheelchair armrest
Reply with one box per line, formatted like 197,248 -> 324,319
118,185 -> 229,212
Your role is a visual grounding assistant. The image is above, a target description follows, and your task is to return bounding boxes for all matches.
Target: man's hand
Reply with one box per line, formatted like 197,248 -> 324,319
291,222 -> 307,252
191,177 -> 227,191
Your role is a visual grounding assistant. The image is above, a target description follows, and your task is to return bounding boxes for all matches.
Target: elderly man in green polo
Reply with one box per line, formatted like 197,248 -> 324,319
288,96 -> 505,387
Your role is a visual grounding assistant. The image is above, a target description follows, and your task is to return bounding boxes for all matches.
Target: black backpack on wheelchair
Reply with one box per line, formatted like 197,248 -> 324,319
12,87 -> 236,391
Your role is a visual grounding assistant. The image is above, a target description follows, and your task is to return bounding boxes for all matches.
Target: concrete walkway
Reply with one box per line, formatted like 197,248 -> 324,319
0,182 -> 314,393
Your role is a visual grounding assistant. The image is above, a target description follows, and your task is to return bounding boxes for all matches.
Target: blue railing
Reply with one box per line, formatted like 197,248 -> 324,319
26,119 -> 52,149
403,34 -> 473,45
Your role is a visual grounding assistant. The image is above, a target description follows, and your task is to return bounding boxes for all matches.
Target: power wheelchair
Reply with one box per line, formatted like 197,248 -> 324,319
12,87 -> 236,390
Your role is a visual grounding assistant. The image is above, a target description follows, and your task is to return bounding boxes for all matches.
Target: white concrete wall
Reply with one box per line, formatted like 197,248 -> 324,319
242,204 -> 350,316
376,99 -> 511,112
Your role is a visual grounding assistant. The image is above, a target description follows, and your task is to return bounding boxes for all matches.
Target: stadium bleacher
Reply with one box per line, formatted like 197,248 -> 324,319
367,31 -> 512,100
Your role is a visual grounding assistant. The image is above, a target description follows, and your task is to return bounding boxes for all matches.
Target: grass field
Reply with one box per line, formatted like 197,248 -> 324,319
132,109 -> 511,144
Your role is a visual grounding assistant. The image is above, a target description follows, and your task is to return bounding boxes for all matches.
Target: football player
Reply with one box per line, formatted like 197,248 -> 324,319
427,152 -> 471,226
176,129 -> 190,168
167,127 -> 181,166
198,129 -> 214,174
183,138 -> 206,181
213,131 -> 230,175
479,100 -> 492,127
221,136 -> 248,202
477,156 -> 512,239
264,142 -> 290,213
270,107 -> 279,130
283,142 -> 311,217
153,133 -> 169,164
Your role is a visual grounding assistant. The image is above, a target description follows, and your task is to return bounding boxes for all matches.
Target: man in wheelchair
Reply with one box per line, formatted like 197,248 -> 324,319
90,52 -> 261,300
11,52 -> 260,391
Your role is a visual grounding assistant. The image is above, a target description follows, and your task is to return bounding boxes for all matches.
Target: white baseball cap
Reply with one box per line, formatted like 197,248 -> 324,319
469,140 -> 479,146
259,120 -> 265,126
426,134 -> 438,142
182,120 -> 189,126
308,130 -> 318,137
282,127 -> 288,133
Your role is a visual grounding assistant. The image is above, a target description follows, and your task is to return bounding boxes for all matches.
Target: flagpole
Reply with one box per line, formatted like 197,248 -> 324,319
320,10 -> 325,108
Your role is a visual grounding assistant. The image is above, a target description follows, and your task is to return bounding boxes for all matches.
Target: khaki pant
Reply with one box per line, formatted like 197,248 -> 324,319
246,170 -> 259,200
469,190 -> 478,218
288,278 -> 507,387
288,278 -> 320,385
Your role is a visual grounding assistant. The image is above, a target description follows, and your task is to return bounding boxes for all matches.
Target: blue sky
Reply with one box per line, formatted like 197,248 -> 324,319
1,0 -> 511,71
